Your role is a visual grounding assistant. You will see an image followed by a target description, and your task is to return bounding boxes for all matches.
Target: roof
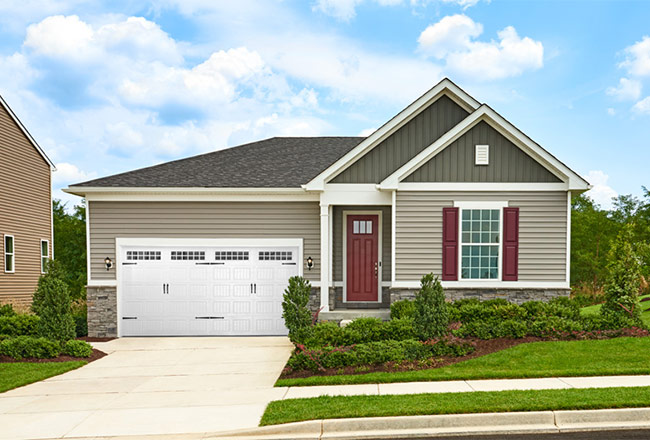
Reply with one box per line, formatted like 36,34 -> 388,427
0,95 -> 55,169
73,137 -> 364,188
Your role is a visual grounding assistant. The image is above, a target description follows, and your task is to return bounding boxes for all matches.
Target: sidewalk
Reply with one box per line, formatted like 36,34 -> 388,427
278,375 -> 650,400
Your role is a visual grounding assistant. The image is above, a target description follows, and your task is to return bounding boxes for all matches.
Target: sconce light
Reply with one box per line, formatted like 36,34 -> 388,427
104,257 -> 113,271
306,256 -> 314,270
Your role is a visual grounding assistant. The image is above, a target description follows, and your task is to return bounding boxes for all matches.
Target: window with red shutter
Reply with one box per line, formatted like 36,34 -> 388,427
502,207 -> 519,281
442,207 -> 459,281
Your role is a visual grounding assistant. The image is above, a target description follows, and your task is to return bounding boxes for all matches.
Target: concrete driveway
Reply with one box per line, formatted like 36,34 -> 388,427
0,337 -> 293,439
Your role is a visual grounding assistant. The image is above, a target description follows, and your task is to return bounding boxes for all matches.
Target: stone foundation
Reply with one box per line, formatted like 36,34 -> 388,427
334,286 -> 391,309
391,288 -> 571,305
86,285 -> 117,338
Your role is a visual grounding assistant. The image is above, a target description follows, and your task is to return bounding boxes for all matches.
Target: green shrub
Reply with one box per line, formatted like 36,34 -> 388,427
0,336 -> 60,360
413,273 -> 449,341
282,276 -> 313,343
390,299 -> 416,320
382,318 -> 417,341
344,317 -> 384,342
62,340 -> 93,357
0,303 -> 16,317
304,322 -> 346,348
33,260 -> 76,342
600,225 -> 643,328
0,314 -> 40,337
74,314 -> 88,338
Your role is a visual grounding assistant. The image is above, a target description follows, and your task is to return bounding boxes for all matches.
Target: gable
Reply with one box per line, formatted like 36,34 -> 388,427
0,104 -> 52,173
331,94 -> 469,184
404,120 -> 561,183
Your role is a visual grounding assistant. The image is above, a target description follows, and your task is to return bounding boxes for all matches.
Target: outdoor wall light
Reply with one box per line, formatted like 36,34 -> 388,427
306,256 -> 314,270
104,257 -> 113,271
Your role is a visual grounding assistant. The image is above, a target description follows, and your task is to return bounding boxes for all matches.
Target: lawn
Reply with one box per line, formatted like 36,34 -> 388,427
0,361 -> 86,393
276,337 -> 650,387
581,294 -> 650,327
260,386 -> 650,426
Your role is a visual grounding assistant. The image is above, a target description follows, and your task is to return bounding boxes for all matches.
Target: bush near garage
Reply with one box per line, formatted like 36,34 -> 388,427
0,336 -> 61,360
0,314 -> 40,337
61,340 -> 93,358
282,276 -> 314,344
32,260 -> 76,342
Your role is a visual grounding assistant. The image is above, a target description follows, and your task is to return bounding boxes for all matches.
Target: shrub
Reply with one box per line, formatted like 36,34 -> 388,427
282,276 -> 313,343
600,225 -> 643,328
413,273 -> 449,341
344,317 -> 384,343
390,299 -> 416,320
0,303 -> 16,317
382,318 -> 417,341
62,340 -> 93,357
0,314 -> 40,337
74,314 -> 88,338
0,336 -> 60,360
33,266 -> 76,342
304,322 -> 346,348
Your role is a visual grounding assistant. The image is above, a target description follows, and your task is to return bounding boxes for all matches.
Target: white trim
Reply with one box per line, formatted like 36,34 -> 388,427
379,106 -> 590,191
320,184 -> 392,205
328,204 -> 334,285
0,95 -> 55,169
475,144 -> 489,165
453,201 -> 508,209
320,204 -> 330,312
342,210 -> 383,304
86,201 -> 92,285
391,190 -> 396,285
391,281 -> 570,289
69,188 -> 318,202
304,79 -> 480,191
40,239 -> 49,274
87,280 -> 117,287
114,237 -> 305,337
3,235 -> 15,273
396,182 -> 569,191
566,190 -> 572,284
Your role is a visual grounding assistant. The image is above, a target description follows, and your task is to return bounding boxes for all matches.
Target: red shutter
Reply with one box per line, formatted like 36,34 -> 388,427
442,207 -> 459,281
502,207 -> 519,281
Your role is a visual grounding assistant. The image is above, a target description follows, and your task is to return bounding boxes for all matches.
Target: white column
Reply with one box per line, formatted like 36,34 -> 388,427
320,203 -> 330,312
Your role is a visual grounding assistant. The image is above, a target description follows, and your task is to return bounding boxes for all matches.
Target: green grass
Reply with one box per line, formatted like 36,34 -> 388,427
0,361 -> 86,393
260,386 -> 650,426
276,337 -> 650,387
580,294 -> 650,326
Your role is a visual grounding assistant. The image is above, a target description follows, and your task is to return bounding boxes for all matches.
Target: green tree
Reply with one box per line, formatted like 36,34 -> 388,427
282,276 -> 313,343
600,225 -> 643,328
52,200 -> 87,300
413,273 -> 449,341
33,260 -> 76,342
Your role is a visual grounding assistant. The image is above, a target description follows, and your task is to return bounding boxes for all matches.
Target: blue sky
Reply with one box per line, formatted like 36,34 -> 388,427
1,0 -> 649,209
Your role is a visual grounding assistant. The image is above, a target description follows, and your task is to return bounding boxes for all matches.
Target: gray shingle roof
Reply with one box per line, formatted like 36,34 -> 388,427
73,137 -> 365,188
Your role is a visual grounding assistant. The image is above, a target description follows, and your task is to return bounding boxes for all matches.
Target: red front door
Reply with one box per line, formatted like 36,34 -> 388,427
346,214 -> 379,302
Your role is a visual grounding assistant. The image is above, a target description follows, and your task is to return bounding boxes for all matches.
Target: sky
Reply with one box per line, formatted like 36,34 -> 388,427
1,0 -> 649,210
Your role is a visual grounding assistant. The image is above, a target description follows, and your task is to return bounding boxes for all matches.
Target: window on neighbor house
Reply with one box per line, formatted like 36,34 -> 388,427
41,240 -> 49,273
4,235 -> 15,273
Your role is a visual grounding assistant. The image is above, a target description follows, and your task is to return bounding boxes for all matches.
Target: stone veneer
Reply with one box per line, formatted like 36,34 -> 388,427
390,288 -> 570,305
86,285 -> 117,338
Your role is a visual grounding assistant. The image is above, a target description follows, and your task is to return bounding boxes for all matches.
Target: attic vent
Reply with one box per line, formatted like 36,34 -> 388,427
475,144 -> 489,165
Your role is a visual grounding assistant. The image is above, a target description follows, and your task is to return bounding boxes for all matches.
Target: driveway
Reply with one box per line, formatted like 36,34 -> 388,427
0,337 -> 293,439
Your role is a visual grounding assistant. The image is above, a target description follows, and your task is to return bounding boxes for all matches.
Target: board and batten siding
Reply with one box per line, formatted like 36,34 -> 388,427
88,201 -> 320,282
331,95 -> 468,184
332,206 -> 391,283
0,104 -> 52,305
395,191 -> 567,282
405,121 -> 561,183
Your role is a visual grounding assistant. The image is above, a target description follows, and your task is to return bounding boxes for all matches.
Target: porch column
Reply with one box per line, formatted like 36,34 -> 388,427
320,203 -> 330,312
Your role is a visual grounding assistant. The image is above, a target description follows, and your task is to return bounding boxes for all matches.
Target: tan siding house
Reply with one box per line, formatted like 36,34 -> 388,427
0,97 -> 54,306
66,78 -> 590,337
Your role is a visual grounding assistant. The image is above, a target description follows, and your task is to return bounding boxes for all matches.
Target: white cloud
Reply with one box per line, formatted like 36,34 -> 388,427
24,15 -> 94,58
52,162 -> 95,186
607,107 -> 616,116
606,77 -> 642,101
439,0 -> 482,10
619,36 -> 650,77
418,14 -> 482,58
313,0 -> 484,20
358,127 -> 376,136
585,170 -> 618,210
632,96 -> 650,114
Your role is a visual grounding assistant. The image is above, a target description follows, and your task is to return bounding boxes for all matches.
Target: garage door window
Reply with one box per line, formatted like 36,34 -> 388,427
126,251 -> 161,261
215,251 -> 249,261
171,251 -> 205,261
259,251 -> 292,261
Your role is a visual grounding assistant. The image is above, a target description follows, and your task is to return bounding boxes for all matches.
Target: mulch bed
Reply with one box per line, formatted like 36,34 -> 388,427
0,348 -> 107,364
280,336 -> 543,380
78,336 -> 116,343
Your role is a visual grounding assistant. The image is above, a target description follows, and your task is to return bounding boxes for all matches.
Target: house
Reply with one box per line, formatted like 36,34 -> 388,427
0,95 -> 55,306
65,78 -> 590,338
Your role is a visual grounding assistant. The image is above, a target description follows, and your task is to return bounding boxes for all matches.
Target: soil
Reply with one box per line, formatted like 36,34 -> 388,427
280,336 -> 544,380
0,348 -> 107,364
78,336 -> 116,343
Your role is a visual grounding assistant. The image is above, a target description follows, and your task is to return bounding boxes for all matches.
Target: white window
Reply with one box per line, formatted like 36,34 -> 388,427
352,220 -> 373,235
4,235 -> 14,273
458,207 -> 502,280
475,144 -> 489,165
40,240 -> 49,273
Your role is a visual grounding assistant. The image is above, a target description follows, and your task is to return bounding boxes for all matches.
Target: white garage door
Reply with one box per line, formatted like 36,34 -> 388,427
118,243 -> 299,336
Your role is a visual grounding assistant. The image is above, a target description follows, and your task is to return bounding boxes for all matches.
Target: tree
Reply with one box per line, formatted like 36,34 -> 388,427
413,273 -> 449,341
33,260 -> 76,342
52,200 -> 87,300
281,276 -> 313,343
600,225 -> 643,328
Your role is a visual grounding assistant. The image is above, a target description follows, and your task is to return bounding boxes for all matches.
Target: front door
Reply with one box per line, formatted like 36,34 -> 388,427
346,214 -> 379,302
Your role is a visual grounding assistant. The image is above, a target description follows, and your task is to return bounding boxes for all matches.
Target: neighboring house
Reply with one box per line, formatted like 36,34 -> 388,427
65,78 -> 590,338
0,96 -> 55,306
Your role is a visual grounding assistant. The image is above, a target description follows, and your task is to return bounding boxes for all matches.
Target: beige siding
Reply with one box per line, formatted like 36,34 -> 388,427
332,95 -> 468,183
89,201 -> 320,282
332,206 -> 391,282
395,191 -> 567,282
0,105 -> 52,306
405,121 -> 561,183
